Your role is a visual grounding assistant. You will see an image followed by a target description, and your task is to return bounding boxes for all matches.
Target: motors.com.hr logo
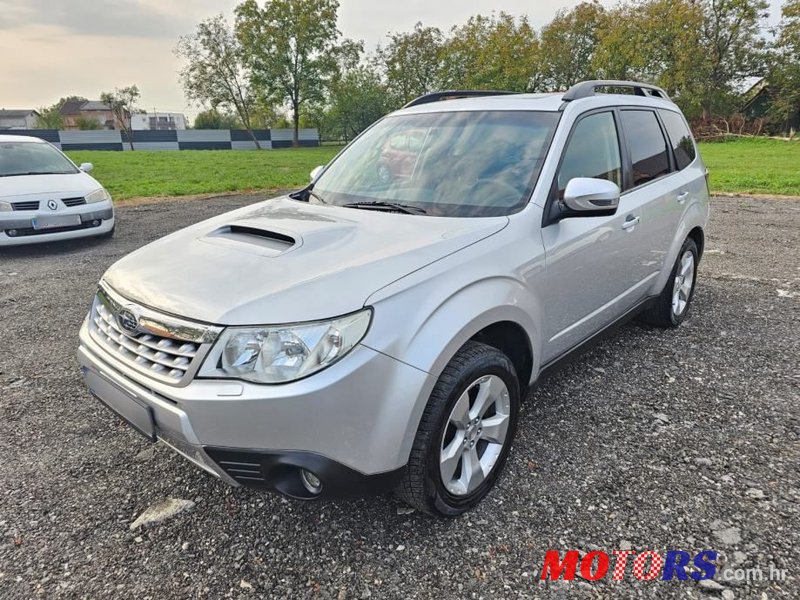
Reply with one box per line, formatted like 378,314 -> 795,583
540,549 -> 717,582
539,549 -> 788,584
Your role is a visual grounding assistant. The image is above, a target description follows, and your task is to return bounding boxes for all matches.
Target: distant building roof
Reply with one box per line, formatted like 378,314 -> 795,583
58,100 -> 111,115
0,109 -> 39,117
59,101 -> 86,115
81,101 -> 112,111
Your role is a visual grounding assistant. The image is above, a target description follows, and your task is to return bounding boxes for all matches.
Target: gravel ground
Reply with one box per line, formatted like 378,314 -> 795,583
0,195 -> 798,599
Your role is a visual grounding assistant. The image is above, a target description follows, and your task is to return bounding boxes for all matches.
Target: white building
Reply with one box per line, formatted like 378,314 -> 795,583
0,109 -> 40,129
131,112 -> 187,131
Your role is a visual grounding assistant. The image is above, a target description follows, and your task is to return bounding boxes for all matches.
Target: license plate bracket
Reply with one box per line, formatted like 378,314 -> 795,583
32,214 -> 82,230
84,368 -> 156,442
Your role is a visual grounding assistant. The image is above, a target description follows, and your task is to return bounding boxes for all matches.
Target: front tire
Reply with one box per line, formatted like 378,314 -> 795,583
396,342 -> 520,516
641,237 -> 698,328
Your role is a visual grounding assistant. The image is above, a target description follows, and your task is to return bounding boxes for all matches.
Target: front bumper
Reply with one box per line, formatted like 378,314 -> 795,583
78,317 -> 432,498
0,203 -> 114,246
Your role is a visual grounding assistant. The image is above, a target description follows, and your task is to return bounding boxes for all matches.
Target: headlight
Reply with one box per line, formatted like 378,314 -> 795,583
0,201 -> 11,212
85,188 -> 111,204
199,309 -> 372,384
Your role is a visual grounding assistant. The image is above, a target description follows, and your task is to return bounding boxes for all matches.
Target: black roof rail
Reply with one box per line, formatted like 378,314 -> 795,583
403,90 -> 516,109
562,80 -> 671,102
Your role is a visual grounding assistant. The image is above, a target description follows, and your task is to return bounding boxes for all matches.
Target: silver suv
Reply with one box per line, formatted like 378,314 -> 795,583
79,81 -> 709,516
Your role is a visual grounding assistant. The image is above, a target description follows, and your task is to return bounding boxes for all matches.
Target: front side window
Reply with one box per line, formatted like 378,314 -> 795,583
620,110 -> 670,187
0,141 -> 78,177
557,111 -> 622,197
310,110 -> 560,217
659,109 -> 696,170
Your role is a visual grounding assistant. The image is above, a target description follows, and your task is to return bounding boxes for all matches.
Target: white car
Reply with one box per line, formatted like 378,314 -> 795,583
0,135 -> 115,246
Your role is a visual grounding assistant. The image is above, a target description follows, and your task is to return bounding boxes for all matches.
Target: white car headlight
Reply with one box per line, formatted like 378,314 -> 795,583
199,309 -> 372,384
0,201 -> 11,212
85,188 -> 111,204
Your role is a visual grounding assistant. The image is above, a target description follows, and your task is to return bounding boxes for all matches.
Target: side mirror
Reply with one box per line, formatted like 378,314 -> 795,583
79,162 -> 94,173
310,165 -> 325,182
562,177 -> 620,215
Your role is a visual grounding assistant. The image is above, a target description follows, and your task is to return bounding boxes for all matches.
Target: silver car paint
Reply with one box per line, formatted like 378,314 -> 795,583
79,93 -> 709,478
102,196 -> 508,325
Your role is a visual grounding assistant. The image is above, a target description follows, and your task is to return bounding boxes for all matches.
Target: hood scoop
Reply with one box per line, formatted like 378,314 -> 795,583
200,222 -> 300,257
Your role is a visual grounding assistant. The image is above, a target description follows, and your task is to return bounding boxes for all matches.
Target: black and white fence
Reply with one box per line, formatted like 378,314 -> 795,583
1,128 -> 320,151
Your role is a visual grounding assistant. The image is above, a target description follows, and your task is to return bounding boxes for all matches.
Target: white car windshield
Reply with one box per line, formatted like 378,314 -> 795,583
0,141 -> 78,177
310,110 -> 560,217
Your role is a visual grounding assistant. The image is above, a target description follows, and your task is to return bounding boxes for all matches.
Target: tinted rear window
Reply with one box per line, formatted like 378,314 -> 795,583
659,109 -> 696,170
620,110 -> 670,188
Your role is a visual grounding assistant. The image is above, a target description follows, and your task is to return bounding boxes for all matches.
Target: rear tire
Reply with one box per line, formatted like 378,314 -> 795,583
396,341 -> 520,516
641,237 -> 698,328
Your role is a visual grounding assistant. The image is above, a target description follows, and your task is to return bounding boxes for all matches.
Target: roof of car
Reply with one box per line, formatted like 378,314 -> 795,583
397,81 -> 679,116
0,134 -> 47,143
397,91 -> 678,116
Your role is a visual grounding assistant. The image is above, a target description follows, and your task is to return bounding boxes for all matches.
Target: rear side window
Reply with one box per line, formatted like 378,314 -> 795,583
620,110 -> 670,187
557,111 -> 622,197
659,110 -> 696,170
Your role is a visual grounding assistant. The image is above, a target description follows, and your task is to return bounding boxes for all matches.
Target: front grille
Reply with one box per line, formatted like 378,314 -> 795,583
62,197 -> 87,207
89,295 -> 203,385
11,201 -> 39,211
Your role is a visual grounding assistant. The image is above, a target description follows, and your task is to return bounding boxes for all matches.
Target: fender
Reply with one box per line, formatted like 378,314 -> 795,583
372,277 -> 541,378
363,274 -> 544,468
651,189 -> 709,295
362,206 -> 547,383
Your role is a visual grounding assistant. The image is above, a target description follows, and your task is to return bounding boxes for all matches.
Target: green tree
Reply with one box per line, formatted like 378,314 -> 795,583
175,15 -> 262,148
100,85 -> 140,150
441,13 -> 540,92
235,0 -> 349,146
537,2 -> 606,90
74,116 -> 102,130
326,66 -> 389,142
697,0 -> 770,117
35,106 -> 63,129
376,22 -> 446,106
193,109 -> 243,129
594,0 -> 706,117
769,0 -> 800,130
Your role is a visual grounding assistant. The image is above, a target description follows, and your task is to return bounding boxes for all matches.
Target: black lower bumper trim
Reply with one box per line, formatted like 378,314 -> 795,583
204,447 -> 405,500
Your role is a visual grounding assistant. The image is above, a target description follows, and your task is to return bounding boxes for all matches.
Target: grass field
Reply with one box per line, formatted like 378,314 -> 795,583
66,137 -> 800,201
698,138 -> 800,196
65,147 -> 340,201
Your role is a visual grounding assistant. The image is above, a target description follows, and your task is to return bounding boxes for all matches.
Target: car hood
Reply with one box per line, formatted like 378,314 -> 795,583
0,172 -> 99,198
103,196 -> 508,325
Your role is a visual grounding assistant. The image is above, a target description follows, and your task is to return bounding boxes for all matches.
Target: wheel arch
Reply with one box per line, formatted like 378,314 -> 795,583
469,321 -> 533,395
687,225 -> 705,258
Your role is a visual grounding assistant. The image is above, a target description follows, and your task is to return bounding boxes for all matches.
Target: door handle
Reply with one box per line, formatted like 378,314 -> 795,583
621,215 -> 640,230
676,191 -> 689,204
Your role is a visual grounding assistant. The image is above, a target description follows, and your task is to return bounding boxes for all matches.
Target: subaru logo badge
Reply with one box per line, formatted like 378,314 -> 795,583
47,199 -> 58,211
117,308 -> 139,333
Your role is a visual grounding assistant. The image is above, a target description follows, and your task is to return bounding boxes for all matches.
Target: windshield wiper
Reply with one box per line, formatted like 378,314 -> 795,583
0,171 -> 74,177
343,201 -> 427,215
308,189 -> 328,204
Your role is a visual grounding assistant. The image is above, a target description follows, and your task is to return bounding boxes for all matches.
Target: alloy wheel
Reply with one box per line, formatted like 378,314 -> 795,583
672,250 -> 695,317
439,375 -> 511,496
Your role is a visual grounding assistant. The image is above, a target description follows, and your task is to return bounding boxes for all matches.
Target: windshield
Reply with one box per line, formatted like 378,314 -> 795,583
311,110 -> 560,217
0,141 -> 78,177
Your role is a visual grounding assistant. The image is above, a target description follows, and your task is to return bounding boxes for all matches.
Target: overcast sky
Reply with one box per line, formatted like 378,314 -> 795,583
0,0 -> 783,119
